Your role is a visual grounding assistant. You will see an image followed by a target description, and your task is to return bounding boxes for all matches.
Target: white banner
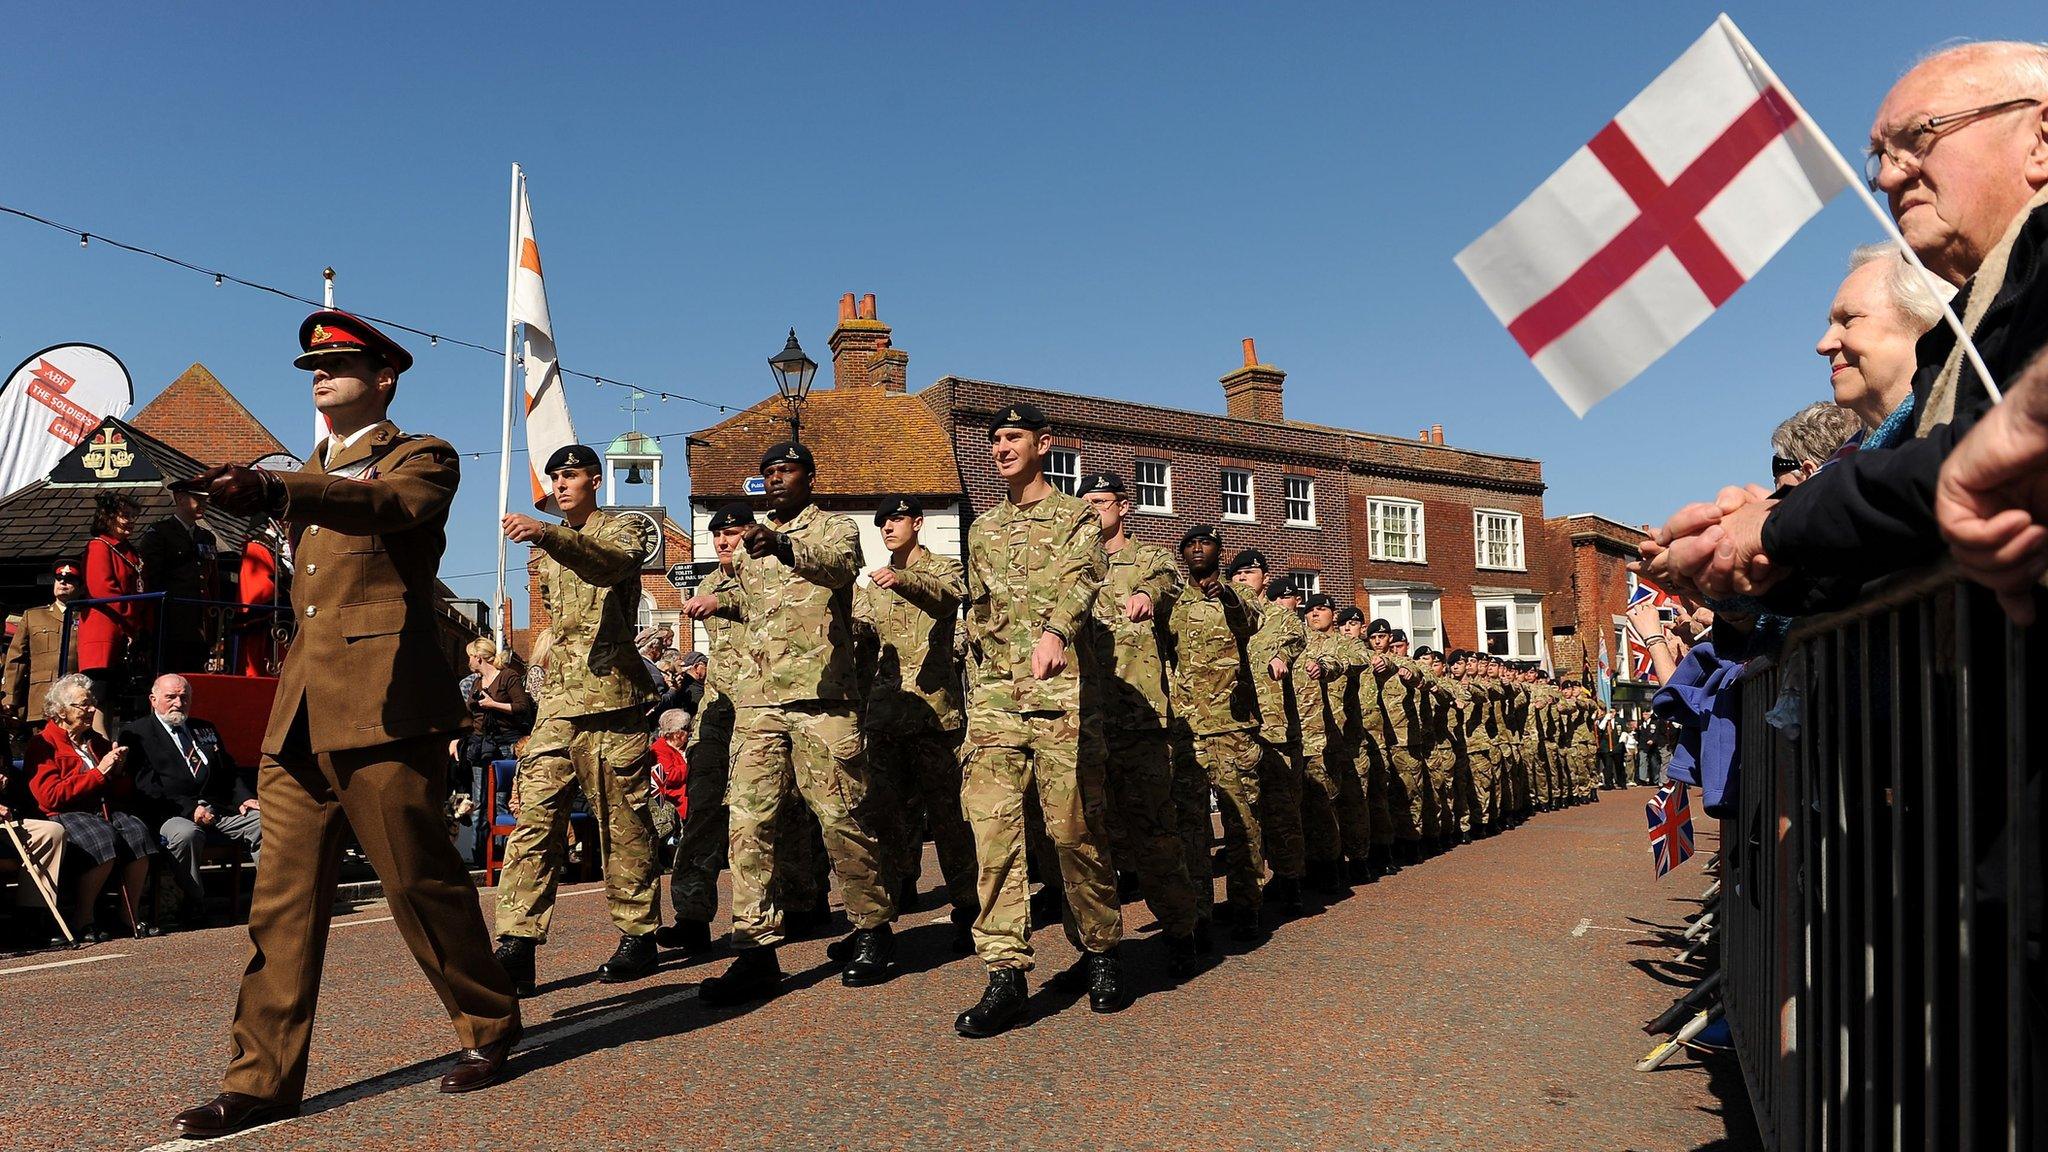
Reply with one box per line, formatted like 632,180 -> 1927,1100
0,344 -> 133,499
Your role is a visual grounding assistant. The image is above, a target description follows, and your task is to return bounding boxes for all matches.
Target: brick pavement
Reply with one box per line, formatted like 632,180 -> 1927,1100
0,791 -> 1756,1151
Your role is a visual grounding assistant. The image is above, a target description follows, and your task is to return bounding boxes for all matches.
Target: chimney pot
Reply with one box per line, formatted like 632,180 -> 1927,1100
1419,430 -> 1430,442
1431,423 -> 1445,445
838,293 -> 856,321
1242,338 -> 1258,367
859,293 -> 877,320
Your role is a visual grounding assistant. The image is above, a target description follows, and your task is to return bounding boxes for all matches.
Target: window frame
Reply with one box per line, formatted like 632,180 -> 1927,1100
1047,448 -> 1081,496
1283,474 -> 1316,527
1474,594 -> 1545,661
1473,507 -> 1526,572
1366,588 -> 1440,652
1220,467 -> 1255,522
1288,570 -> 1322,596
1366,496 -> 1427,564
1133,457 -> 1173,514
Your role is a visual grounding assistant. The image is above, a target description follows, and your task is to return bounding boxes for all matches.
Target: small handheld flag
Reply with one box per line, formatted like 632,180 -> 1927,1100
1647,783 -> 1696,877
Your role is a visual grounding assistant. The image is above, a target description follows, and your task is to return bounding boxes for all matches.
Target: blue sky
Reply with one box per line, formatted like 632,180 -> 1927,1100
1,2 -> 2030,613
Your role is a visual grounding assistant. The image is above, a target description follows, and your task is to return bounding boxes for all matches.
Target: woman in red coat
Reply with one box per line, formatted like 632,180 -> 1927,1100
78,493 -> 146,704
26,672 -> 160,941
234,520 -> 291,676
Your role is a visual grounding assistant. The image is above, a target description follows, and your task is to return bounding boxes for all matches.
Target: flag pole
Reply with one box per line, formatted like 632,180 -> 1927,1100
493,163 -> 522,647
1717,13 -> 2002,403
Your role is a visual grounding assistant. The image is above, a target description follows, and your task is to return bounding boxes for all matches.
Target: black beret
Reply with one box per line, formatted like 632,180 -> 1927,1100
1224,549 -> 1270,577
1413,646 -> 1438,659
986,402 -> 1051,439
1366,618 -> 1394,636
1335,606 -> 1365,626
1077,471 -> 1124,495
1303,593 -> 1335,611
874,494 -> 924,525
707,503 -> 755,532
544,444 -> 601,474
761,441 -> 815,472
1178,524 -> 1220,551
1268,577 -> 1300,599
1389,628 -> 1409,644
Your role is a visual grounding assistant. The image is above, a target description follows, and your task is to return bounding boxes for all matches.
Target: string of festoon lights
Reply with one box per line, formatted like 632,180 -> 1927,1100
0,201 -> 806,459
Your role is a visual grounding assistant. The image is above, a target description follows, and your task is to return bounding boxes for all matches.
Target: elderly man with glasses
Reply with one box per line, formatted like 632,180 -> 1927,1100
1645,40 -> 2048,609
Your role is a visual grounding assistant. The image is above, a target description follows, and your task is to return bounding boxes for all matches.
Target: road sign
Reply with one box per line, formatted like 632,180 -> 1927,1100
744,475 -> 766,496
667,560 -> 719,590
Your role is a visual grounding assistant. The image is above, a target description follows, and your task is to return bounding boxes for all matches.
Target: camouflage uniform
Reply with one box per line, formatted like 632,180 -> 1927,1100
670,567 -> 826,925
496,510 -> 661,942
1082,540 -> 1198,939
1568,695 -> 1600,801
1247,595 -> 1307,879
1165,578 -> 1265,913
1460,679 -> 1499,830
1501,680 -> 1532,814
1324,633 -> 1377,863
1294,628 -> 1345,869
1374,654 -> 1429,843
853,546 -> 976,916
1419,670 -> 1462,837
961,490 -> 1119,971
718,503 -> 894,950
1524,682 -> 1555,808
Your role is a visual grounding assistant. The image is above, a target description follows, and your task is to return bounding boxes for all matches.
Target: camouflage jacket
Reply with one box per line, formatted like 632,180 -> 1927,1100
1503,683 -> 1533,744
532,509 -> 659,724
1082,540 -> 1180,731
1480,681 -> 1510,744
1295,628 -> 1345,756
1324,633 -> 1378,754
853,546 -> 965,734
1246,593 -> 1305,745
695,566 -> 746,733
1164,577 -> 1261,738
1568,696 -> 1600,749
1452,678 -> 1492,748
963,490 -> 1105,719
717,502 -> 863,706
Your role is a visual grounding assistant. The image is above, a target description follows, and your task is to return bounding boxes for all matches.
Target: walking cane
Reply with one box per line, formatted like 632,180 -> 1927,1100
3,817 -> 76,944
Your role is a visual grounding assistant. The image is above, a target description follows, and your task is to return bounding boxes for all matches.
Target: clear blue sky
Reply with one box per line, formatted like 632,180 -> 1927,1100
1,2 -> 2030,613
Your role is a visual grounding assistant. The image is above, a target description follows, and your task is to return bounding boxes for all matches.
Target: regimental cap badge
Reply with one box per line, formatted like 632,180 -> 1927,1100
310,324 -> 332,344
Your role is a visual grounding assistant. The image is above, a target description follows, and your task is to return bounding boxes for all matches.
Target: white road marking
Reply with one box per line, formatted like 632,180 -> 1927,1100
330,883 -> 606,931
140,982 -> 700,1151
1571,918 -> 1638,936
0,951 -> 128,976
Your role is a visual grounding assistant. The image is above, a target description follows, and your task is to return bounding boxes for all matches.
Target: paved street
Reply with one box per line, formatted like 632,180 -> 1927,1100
4,792 -> 1755,1152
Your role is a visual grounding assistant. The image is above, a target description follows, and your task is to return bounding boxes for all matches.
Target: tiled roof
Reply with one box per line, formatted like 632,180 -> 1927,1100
686,387 -> 962,501
130,364 -> 291,466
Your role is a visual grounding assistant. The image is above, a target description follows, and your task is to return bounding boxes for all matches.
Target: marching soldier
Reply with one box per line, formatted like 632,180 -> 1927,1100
493,445 -> 663,992
954,404 -> 1125,1039
1074,473 -> 1201,976
1165,526 -> 1266,942
1289,592 -> 1347,896
852,495 -> 979,953
1567,681 -> 1602,803
175,311 -> 518,1139
682,443 -> 897,1004
1368,619 -> 1428,865
661,505 -> 828,955
1316,601 -> 1377,883
1407,640 -> 1461,849
1451,652 -> 1501,836
1227,552 -> 1307,914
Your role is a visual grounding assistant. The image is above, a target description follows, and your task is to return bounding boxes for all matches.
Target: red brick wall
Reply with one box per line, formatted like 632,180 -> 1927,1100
1351,472 -> 1552,652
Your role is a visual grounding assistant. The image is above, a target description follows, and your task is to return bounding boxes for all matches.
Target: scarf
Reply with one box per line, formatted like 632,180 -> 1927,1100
1918,182 -> 2048,435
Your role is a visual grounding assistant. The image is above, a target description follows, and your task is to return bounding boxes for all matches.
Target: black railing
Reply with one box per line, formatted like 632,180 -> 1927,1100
57,591 -> 292,680
1724,569 -> 2043,1151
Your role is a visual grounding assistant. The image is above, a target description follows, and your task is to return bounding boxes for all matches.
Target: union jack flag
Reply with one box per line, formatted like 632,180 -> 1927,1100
1628,573 -> 1677,611
1646,783 -> 1695,877
1626,631 -> 1658,681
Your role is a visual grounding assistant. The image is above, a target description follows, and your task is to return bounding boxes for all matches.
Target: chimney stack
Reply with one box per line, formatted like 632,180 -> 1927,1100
1221,338 -> 1286,423
1418,430 -> 1429,442
1431,423 -> 1445,445
829,291 -> 902,390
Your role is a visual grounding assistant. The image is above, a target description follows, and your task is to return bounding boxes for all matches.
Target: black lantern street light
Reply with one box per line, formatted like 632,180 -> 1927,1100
768,328 -> 818,442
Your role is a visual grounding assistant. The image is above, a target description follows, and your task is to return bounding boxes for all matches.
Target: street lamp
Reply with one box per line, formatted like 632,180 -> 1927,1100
768,328 -> 818,442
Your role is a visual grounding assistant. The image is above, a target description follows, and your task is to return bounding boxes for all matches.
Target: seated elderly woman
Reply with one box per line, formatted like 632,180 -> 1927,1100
26,673 -> 160,941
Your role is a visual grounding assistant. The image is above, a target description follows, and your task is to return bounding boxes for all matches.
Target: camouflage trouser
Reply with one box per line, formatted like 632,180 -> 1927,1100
868,726 -> 978,914
1424,741 -> 1457,837
1572,746 -> 1599,799
1254,739 -> 1306,879
1104,726 -> 1198,939
1466,738 -> 1498,829
1524,738 -> 1550,806
728,703 -> 893,949
668,723 -> 827,923
1297,743 -> 1344,867
1386,740 -> 1428,842
494,711 -> 659,941
962,710 -> 1120,971
1326,744 -> 1374,860
1499,742 -> 1525,815
1361,737 -> 1396,847
1196,729 -> 1265,912
1166,721 -> 1216,924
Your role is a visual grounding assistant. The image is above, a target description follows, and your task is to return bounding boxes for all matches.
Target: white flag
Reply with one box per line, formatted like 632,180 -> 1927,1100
1455,16 -> 1848,416
514,181 -> 577,511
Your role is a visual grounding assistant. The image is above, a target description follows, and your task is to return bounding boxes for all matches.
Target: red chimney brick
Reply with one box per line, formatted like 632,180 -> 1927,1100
829,291 -> 894,389
1431,423 -> 1445,445
1220,339 -> 1285,423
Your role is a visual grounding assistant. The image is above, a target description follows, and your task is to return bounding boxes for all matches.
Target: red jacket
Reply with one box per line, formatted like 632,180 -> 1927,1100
27,718 -> 135,816
78,534 -> 144,672
652,737 -> 688,821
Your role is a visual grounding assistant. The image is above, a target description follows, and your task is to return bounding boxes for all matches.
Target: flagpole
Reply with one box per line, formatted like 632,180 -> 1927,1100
1717,13 -> 2003,403
493,163 -> 522,647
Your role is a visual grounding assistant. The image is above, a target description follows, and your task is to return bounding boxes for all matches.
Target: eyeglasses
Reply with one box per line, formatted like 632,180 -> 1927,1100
53,575 -> 78,583
1864,96 -> 2044,190
1770,455 -> 1805,479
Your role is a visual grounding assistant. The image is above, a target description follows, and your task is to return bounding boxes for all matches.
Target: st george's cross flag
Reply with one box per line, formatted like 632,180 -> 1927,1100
1455,16 -> 1849,416
1647,782 -> 1696,877
513,177 -> 578,513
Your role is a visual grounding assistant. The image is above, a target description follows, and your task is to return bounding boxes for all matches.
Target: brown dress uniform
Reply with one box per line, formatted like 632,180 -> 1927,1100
4,601 -> 77,725
221,421 -> 517,1106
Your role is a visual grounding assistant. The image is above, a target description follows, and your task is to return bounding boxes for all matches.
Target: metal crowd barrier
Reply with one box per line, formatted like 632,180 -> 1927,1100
1724,568 -> 2043,1152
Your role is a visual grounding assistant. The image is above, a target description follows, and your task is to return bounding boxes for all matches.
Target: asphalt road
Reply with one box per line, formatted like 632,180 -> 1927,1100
2,791 -> 1755,1152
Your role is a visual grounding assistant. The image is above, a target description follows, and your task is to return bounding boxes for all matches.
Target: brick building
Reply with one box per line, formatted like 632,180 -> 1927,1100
1544,513 -> 1657,697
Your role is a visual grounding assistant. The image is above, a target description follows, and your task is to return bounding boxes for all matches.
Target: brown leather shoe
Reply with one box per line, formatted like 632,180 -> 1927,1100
173,1092 -> 299,1139
438,1023 -> 522,1094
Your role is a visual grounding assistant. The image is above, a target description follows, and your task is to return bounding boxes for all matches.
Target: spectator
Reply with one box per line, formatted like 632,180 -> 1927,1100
647,648 -> 705,721
457,638 -> 532,863
1646,42 -> 2048,604
138,488 -> 220,673
120,673 -> 261,929
1938,349 -> 2048,623
650,708 -> 691,843
1769,403 -> 1863,489
4,560 -> 84,743
635,627 -> 668,687
26,673 -> 159,941
0,745 -> 68,946
1818,243 -> 1950,439
233,518 -> 291,677
79,493 -> 146,725
1620,719 -> 1642,785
